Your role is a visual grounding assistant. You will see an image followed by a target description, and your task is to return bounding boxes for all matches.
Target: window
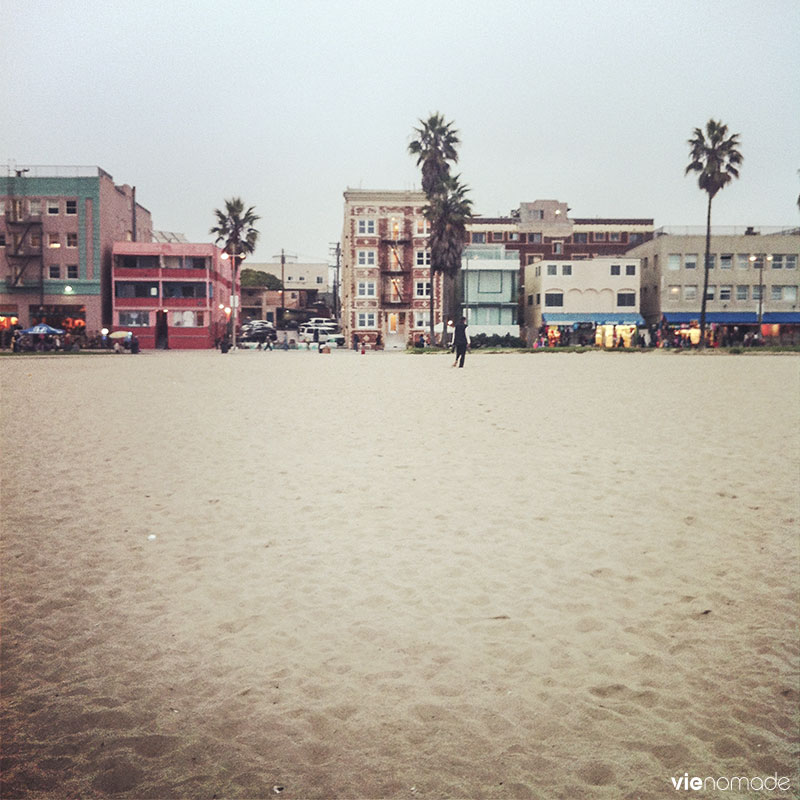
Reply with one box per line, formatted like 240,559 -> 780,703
508,232 -> 519,241
547,264 -> 557,276
472,232 -> 486,243
706,285 -> 716,300
415,249 -> 431,266
668,285 -> 680,301
737,254 -> 750,269
609,232 -> 621,242
720,285 -> 732,301
528,233 -> 542,244
414,280 -> 430,297
478,271 -> 502,292
0,233 -> 5,247
626,264 -> 636,276
684,285 -> 697,301
610,264 -> 621,276
357,312 -> 376,327
415,218 -> 430,235
527,294 -> 534,306
617,292 -> 636,307
736,285 -> 748,300
536,293 -> 541,305
48,233 -> 60,249
544,292 -> 563,307
190,257 -> 208,269
771,286 -> 783,301
592,232 -> 606,242
561,264 -> 572,276
119,311 -> 149,327
552,241 -> 563,254
573,233 -> 588,243
357,281 -> 376,297
163,282 -> 206,298
752,285 -> 763,300
720,254 -> 733,270
29,199 -> 42,216
298,276 -> 305,282
783,286 -> 797,302
414,310 -> 430,328
751,254 -> 765,270
30,232 -> 42,249
492,232 -> 504,241
684,254 -> 698,270
357,250 -> 376,266
67,264 -> 78,279
115,282 -> 158,298
356,218 -> 375,235
67,233 -> 77,248
66,200 -> 77,215
172,310 -> 205,327
786,255 -> 797,269
668,254 -> 681,271
316,276 -> 323,284
706,254 -> 716,269
49,265 -> 60,279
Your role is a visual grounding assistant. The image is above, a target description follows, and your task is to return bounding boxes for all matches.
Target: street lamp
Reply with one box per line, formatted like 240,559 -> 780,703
750,253 -> 773,333
221,249 -> 245,351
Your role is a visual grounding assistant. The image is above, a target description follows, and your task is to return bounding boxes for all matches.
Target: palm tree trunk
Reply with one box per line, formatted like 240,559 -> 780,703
429,271 -> 435,347
700,194 -> 713,347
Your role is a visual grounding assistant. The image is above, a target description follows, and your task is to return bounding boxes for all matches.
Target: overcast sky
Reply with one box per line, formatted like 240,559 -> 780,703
4,0 -> 799,264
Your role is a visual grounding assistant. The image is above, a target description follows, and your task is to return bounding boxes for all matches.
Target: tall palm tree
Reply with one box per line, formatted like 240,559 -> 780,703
408,113 -> 460,196
425,174 -> 472,345
210,198 -> 260,349
685,120 -> 743,345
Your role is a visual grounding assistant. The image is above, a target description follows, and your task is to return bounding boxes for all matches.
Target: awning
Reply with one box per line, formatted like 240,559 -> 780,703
542,312 -> 644,326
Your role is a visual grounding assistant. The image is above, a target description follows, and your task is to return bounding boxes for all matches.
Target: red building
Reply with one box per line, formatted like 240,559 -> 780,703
111,242 -> 232,349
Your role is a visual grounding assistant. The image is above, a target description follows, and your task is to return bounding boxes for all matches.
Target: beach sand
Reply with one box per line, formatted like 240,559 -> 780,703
1,349 -> 798,799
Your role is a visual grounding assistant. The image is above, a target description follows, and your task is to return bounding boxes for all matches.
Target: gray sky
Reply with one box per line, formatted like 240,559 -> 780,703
4,0 -> 799,264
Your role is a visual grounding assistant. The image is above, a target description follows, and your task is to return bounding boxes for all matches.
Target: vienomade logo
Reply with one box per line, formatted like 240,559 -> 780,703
670,773 -> 792,792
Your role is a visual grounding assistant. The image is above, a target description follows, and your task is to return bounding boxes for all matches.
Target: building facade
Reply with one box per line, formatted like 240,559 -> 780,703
523,256 -> 643,345
242,260 -> 331,324
628,227 -> 800,341
111,241 -> 232,349
0,166 -> 152,338
467,200 -> 653,339
342,189 -> 440,349
459,245 -> 520,337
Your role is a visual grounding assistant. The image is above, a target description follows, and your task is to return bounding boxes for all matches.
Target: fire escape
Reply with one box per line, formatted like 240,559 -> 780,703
4,171 -> 44,304
381,216 -> 411,306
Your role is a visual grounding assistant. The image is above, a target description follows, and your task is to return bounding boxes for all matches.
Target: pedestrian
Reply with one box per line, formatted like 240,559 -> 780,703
353,333 -> 359,351
451,316 -> 470,368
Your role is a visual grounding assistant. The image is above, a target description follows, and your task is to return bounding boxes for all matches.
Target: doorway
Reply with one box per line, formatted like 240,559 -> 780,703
155,310 -> 169,349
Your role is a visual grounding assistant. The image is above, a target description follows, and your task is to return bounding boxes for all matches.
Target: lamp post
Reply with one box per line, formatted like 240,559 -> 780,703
221,249 -> 244,351
750,253 -> 772,336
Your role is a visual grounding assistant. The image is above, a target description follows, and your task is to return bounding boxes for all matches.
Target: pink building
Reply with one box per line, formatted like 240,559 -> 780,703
0,166 -> 152,336
112,242 -> 232,349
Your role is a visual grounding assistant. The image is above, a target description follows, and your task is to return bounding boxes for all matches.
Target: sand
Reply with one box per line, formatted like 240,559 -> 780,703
1,348 -> 798,800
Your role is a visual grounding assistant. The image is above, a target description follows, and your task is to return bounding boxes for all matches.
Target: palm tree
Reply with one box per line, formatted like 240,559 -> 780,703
425,174 -> 473,345
210,198 -> 260,349
408,113 -> 460,197
408,113 -> 470,345
685,120 -> 743,345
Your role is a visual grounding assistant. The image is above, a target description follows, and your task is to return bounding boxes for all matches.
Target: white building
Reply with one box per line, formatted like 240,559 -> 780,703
523,255 -> 643,343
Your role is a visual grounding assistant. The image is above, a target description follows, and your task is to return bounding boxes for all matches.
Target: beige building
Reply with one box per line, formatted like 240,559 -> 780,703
341,189 -> 440,349
627,227 -> 800,336
523,255 -> 642,343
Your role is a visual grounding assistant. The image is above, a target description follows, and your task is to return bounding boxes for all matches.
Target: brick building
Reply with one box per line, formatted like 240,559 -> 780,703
342,189 -> 440,349
0,166 -> 152,338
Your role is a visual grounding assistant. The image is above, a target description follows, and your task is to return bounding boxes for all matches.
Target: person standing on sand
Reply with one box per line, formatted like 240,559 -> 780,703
452,316 -> 470,368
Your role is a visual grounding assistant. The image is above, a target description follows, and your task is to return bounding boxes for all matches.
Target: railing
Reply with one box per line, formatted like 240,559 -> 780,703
655,225 -> 800,237
3,164 -> 108,179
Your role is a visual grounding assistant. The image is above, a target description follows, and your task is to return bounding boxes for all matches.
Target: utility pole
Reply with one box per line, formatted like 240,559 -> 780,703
329,241 -> 341,320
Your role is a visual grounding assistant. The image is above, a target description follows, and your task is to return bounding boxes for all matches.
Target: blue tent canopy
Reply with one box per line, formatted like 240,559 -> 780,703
20,324 -> 64,335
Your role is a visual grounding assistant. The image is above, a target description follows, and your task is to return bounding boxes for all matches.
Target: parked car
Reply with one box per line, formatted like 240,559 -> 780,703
242,321 -> 277,342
